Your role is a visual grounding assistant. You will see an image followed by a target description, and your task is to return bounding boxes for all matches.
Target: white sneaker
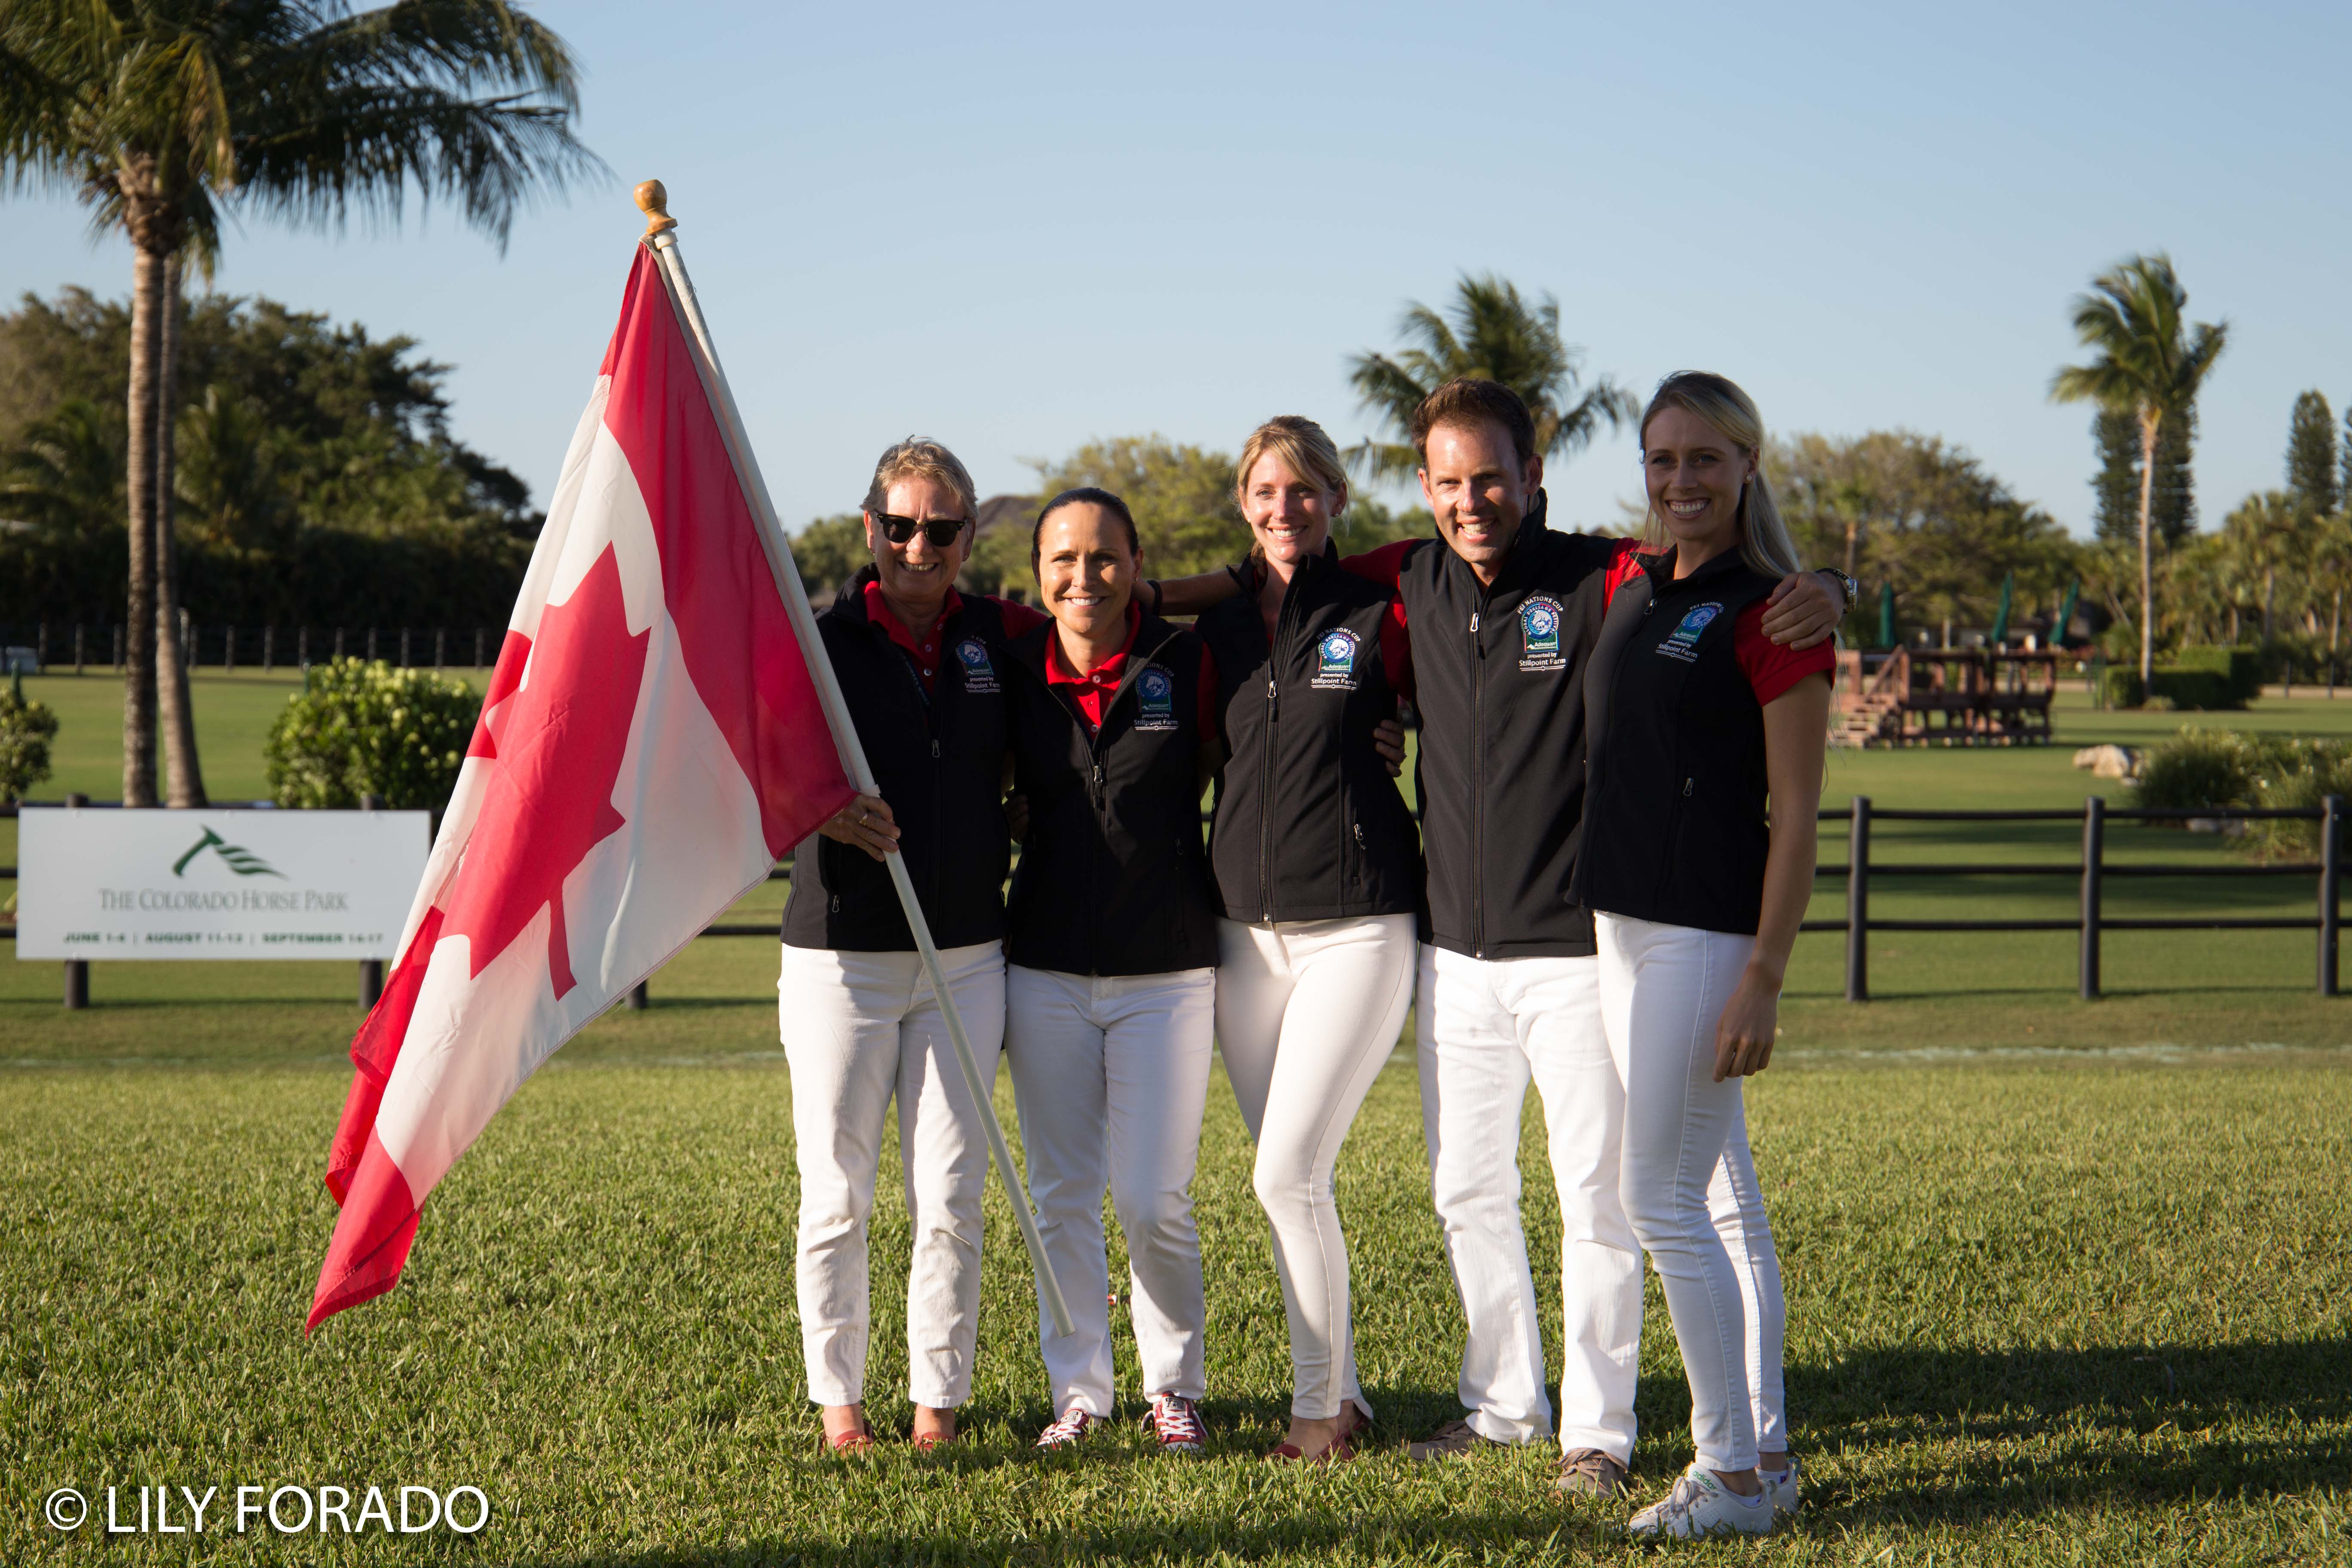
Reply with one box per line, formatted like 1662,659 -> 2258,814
1759,1454 -> 1801,1521
1625,1464 -> 1777,1539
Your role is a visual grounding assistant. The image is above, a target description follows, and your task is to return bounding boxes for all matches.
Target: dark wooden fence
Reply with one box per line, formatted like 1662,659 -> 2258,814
10,797 -> 2341,1012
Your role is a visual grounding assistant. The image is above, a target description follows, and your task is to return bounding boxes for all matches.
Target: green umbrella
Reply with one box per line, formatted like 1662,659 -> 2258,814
1989,571 -> 2014,646
1877,582 -> 1896,649
2054,579 -> 2081,648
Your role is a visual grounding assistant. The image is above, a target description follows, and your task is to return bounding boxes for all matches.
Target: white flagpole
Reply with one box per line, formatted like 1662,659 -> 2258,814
630,182 -> 1073,1339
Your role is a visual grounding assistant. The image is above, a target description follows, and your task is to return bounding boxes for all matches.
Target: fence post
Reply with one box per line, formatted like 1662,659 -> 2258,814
399,627 -> 410,668
474,628 -> 486,670
74,625 -> 84,675
1844,796 -> 1870,1001
2321,795 -> 2342,997
37,620 -> 47,667
63,792 -> 90,1009
628,979 -> 650,1011
2079,795 -> 2104,1000
224,626 -> 236,674
113,623 -> 123,669
263,625 -> 274,672
334,627 -> 344,660
434,627 -> 445,672
358,793 -> 387,1010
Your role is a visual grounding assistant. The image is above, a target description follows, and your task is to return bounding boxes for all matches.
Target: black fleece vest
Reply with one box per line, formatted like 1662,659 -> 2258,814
1572,550 -> 1783,935
1002,615 -> 1219,976
780,573 -> 1014,952
1399,493 -> 1619,959
1195,545 -> 1421,923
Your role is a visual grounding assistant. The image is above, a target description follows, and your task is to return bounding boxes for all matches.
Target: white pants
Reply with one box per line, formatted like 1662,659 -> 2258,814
779,940 -> 1005,1410
1416,943 -> 1644,1462
1004,965 -> 1217,1415
1216,914 -> 1416,1421
1597,913 -> 1788,1474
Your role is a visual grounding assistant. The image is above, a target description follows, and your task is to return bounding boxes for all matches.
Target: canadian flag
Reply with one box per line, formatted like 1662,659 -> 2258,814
309,248 -> 856,1330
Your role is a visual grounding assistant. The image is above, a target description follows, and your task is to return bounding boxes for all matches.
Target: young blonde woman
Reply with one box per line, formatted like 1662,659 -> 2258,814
1189,416 -> 1419,1464
1001,487 -> 1225,1455
1572,372 -> 1832,1537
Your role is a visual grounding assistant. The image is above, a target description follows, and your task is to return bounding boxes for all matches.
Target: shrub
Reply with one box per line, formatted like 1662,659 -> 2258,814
2148,668 -> 2237,710
2163,646 -> 2261,707
0,675 -> 59,802
2133,727 -> 2254,814
265,658 -> 479,815
2098,665 -> 2144,708
2132,727 -> 2352,858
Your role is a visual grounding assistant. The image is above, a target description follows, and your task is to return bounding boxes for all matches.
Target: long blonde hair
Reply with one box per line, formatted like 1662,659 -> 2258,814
1234,416 -> 1348,566
1637,372 -> 1803,579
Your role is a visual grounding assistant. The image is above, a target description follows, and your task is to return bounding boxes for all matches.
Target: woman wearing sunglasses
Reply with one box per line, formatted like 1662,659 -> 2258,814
1572,373 -> 1831,1537
780,436 -> 1048,1454
999,487 -> 1225,1458
1188,416 -> 1418,1464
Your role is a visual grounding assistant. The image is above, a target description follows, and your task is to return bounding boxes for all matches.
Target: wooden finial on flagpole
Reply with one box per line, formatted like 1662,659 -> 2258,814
635,180 -> 676,239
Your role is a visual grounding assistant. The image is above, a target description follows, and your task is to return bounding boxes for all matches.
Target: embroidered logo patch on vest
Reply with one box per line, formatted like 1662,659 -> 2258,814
1519,594 -> 1566,672
1133,665 -> 1179,731
955,637 -> 999,693
1311,627 -> 1362,691
1655,603 -> 1723,664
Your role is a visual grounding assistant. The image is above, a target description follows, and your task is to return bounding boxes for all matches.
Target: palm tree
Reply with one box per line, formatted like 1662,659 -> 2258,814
1348,273 -> 1636,484
2050,254 -> 2227,687
0,0 -> 600,805
2223,490 -> 2308,646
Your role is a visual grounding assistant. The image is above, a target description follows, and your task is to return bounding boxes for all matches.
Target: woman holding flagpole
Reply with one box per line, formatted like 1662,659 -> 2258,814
999,487 -> 1226,1456
779,436 -> 1045,1453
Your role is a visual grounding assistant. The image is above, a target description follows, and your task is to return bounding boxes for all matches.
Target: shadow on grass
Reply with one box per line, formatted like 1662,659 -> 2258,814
524,1343 -> 2349,1565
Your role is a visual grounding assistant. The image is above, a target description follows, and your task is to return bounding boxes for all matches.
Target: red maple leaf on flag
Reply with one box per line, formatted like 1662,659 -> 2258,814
439,544 -> 651,998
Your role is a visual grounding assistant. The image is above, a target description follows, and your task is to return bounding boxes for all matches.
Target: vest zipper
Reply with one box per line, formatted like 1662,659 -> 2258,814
1262,577 -> 1298,924
1469,596 -> 1487,958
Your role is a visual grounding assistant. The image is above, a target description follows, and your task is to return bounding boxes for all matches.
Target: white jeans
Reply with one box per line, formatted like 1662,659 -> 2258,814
1597,913 -> 1788,1474
1216,914 -> 1416,1421
1004,965 -> 1217,1415
1416,942 -> 1644,1462
779,940 -> 1005,1410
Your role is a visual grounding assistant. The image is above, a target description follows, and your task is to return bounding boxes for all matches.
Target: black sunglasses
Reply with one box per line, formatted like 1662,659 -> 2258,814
876,511 -> 971,547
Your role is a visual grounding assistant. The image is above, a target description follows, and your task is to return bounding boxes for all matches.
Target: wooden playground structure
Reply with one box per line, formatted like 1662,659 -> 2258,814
1834,647 -> 2065,746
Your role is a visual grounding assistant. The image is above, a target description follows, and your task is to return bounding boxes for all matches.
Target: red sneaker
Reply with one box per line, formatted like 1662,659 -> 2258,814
1141,1393 -> 1206,1455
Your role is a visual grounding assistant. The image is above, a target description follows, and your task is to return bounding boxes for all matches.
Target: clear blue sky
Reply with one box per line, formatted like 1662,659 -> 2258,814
7,0 -> 2349,540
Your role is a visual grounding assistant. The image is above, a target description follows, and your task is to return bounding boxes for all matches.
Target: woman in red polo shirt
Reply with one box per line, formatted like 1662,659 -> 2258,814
779,437 -> 1047,1455
998,487 -> 1226,1457
1572,372 -> 1832,1538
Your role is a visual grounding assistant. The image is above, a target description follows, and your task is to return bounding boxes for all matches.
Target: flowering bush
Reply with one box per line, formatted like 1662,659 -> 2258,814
0,676 -> 59,802
265,658 -> 478,815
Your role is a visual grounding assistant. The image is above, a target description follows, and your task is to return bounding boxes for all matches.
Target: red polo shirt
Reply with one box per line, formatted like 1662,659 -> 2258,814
865,582 -> 1049,693
1046,603 -> 1219,735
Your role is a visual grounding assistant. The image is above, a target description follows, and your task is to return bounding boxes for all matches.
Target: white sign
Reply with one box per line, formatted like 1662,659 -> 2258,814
17,808 -> 430,960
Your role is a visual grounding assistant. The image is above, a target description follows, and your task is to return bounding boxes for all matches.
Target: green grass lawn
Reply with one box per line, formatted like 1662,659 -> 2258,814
4,1045 -> 2346,1564
5,678 -> 2349,1562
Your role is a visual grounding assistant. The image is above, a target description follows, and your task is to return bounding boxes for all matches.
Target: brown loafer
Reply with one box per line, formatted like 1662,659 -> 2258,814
1406,1417 -> 1503,1461
1554,1446 -> 1630,1497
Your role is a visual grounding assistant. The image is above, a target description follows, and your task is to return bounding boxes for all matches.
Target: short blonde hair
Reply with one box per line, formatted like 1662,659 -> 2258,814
1235,415 -> 1349,513
1637,372 -> 1803,579
861,436 -> 979,520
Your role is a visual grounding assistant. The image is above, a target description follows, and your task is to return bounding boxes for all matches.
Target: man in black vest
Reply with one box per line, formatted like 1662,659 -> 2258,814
1157,380 -> 1847,1493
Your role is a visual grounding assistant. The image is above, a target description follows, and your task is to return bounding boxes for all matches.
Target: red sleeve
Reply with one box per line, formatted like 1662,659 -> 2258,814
1378,599 -> 1413,701
1198,644 -> 1221,739
1341,539 -> 1416,606
1733,600 -> 1836,705
1601,539 -> 1651,610
989,596 -> 1049,635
